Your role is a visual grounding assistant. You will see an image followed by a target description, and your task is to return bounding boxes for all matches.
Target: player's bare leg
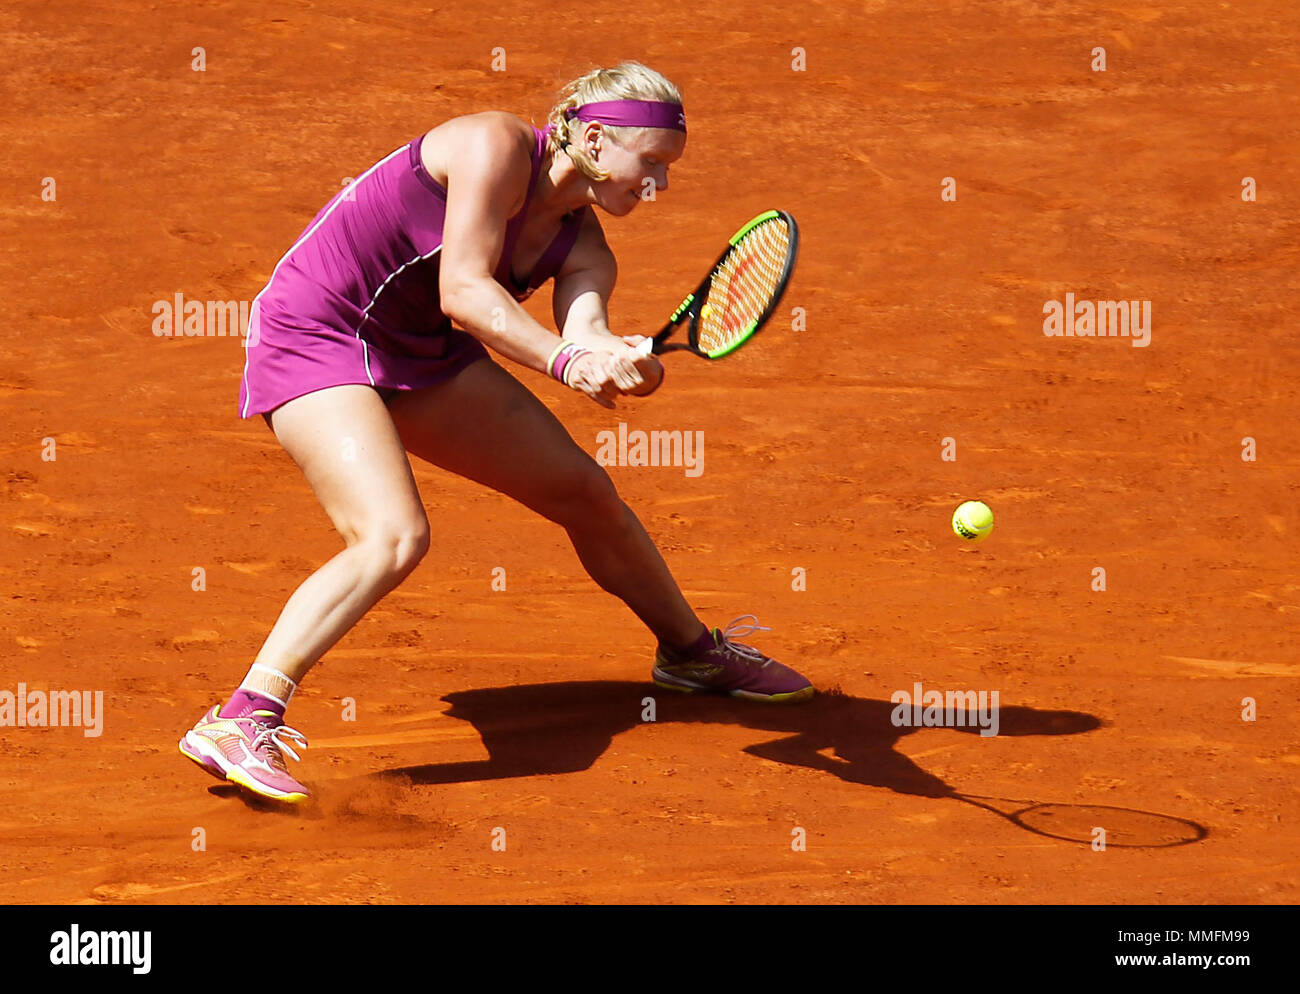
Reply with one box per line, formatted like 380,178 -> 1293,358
387,358 -> 812,701
386,357 -> 706,649
251,384 -> 433,682
179,384 -> 434,801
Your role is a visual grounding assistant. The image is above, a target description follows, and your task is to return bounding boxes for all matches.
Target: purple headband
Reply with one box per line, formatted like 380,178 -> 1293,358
564,99 -> 686,133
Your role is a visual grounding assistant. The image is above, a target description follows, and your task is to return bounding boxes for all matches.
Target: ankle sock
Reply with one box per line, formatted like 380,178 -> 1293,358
219,662 -> 297,720
664,625 -> 715,659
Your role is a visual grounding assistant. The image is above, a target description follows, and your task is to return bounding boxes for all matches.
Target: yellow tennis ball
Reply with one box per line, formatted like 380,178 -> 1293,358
701,303 -> 714,319
952,500 -> 994,543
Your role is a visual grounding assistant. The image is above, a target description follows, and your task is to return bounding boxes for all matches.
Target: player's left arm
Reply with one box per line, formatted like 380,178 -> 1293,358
552,211 -> 663,394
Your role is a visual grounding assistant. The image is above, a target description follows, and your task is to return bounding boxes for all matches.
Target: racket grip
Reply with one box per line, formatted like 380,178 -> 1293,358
634,337 -> 655,357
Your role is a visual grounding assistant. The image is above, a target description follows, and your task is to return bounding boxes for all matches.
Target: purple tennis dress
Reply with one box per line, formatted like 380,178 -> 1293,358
238,124 -> 586,418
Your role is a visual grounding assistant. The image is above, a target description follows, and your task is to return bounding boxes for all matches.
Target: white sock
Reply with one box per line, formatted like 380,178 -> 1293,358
237,663 -> 298,709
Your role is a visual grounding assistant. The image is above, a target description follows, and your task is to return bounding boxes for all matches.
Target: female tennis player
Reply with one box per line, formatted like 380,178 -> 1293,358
179,62 -> 814,805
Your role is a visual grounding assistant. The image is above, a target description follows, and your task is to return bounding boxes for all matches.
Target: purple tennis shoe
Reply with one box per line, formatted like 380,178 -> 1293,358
652,615 -> 815,703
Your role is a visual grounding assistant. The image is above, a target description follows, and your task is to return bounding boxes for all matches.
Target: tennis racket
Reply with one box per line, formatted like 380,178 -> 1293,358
634,209 -> 799,360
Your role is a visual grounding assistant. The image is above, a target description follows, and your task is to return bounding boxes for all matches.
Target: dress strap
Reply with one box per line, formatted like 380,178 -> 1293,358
495,126 -> 549,286
529,207 -> 589,291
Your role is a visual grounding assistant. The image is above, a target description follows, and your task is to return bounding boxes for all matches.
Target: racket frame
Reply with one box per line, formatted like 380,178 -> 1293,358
635,209 -> 800,359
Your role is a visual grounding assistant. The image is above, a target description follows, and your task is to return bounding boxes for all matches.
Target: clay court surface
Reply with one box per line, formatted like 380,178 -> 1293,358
2,1 -> 1298,904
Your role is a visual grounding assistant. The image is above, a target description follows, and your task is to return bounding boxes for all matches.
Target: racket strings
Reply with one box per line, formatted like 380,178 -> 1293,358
698,220 -> 791,354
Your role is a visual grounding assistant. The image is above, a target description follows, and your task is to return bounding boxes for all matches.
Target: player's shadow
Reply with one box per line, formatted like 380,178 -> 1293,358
370,680 -> 1099,800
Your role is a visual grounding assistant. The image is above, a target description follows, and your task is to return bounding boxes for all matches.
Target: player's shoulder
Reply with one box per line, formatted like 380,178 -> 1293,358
437,111 -> 534,159
421,111 -> 536,198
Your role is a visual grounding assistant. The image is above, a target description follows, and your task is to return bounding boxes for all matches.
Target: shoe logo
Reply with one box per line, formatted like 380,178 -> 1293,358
671,662 -> 725,679
248,755 -> 276,775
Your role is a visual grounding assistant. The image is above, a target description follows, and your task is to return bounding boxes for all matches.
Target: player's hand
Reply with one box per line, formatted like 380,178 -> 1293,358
566,351 -> 627,409
618,335 -> 665,396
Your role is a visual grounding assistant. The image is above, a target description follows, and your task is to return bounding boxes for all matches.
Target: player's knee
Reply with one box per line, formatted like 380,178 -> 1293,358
586,468 -> 624,519
360,518 -> 430,580
390,519 -> 432,575
549,464 -> 623,527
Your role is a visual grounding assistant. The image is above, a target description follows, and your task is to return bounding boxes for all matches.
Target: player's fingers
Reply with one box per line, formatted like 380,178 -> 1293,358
597,373 -> 623,403
608,368 -> 637,392
629,356 -> 664,395
631,354 -> 659,380
577,362 -> 620,408
578,374 -> 616,408
588,353 -> 632,394
607,354 -> 645,391
567,355 -> 613,408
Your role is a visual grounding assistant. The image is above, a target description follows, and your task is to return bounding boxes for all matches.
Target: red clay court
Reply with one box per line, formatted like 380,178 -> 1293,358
1,1 -> 1297,903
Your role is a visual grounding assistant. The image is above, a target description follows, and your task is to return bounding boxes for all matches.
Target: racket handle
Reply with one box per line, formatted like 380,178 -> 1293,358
634,337 -> 655,357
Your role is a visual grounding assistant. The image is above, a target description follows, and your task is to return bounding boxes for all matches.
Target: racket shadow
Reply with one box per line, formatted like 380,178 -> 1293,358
351,679 -> 1207,847
951,794 -> 1207,848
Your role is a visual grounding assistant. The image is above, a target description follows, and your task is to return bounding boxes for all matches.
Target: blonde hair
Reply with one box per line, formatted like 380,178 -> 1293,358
545,61 -> 683,182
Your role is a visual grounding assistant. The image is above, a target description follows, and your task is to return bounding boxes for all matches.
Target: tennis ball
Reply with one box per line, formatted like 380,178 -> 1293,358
952,500 -> 994,543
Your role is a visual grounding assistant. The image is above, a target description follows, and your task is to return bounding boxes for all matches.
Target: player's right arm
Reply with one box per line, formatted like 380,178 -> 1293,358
437,115 -> 623,406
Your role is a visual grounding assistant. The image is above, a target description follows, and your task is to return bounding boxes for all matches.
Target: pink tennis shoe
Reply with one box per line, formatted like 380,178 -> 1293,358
179,705 -> 310,805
